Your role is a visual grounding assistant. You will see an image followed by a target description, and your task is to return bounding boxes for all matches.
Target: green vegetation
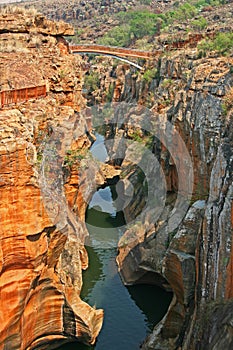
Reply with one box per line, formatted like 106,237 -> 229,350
84,71 -> 100,92
129,129 -> 144,143
59,69 -> 67,79
64,148 -> 89,168
190,16 -> 208,30
36,152 -> 43,164
134,38 -> 153,51
223,256 -> 230,267
190,182 -> 209,204
167,2 -> 198,22
97,0 -> 226,48
122,11 -> 159,39
35,128 -> 51,166
164,98 -> 171,106
142,67 -> 158,83
105,83 -> 114,102
221,103 -> 228,116
99,24 -> 131,47
128,129 -> 154,151
198,32 -> 233,56
160,78 -> 173,89
99,10 -> 162,46
165,0 -> 222,26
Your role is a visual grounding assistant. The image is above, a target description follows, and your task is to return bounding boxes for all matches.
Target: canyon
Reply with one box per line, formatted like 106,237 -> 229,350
0,2 -> 233,350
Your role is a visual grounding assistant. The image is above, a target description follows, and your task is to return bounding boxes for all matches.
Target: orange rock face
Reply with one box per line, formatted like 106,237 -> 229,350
0,10 -> 74,36
0,10 -> 103,350
0,109 -> 103,349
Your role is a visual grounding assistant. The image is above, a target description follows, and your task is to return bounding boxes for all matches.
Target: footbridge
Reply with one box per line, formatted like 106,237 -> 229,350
69,44 -> 157,69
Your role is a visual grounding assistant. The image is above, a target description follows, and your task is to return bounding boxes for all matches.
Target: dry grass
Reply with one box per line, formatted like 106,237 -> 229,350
0,5 -> 38,16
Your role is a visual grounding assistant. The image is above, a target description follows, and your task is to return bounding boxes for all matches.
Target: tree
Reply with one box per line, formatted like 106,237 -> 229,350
99,24 -> 131,47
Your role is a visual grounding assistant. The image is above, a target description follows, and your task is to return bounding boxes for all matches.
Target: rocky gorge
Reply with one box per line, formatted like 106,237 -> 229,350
86,47 -> 233,349
0,3 -> 232,350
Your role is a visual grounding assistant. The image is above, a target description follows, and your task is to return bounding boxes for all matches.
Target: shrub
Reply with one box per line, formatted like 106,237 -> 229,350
198,32 -> 233,55
97,1 -> 223,48
129,129 -> 144,143
100,10 -> 163,46
221,103 -> 227,116
98,24 -> 131,47
191,16 -> 208,30
84,71 -> 100,92
161,78 -> 173,88
129,11 -> 159,39
168,3 -> 198,22
64,148 -> 89,168
105,84 -> 114,102
134,38 -> 153,50
142,67 -> 158,83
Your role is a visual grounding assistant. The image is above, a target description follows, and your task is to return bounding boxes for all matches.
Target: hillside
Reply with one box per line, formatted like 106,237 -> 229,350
3,0 -> 232,49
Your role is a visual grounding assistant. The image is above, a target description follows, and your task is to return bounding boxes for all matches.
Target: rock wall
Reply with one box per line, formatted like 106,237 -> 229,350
95,50 -> 233,349
0,10 -> 103,350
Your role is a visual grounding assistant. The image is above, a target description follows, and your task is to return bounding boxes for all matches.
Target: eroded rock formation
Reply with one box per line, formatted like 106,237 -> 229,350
0,8 -> 74,36
0,9 -> 103,350
92,50 -> 233,348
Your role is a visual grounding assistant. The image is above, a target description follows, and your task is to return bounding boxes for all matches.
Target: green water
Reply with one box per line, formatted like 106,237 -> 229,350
56,133 -> 172,350
57,185 -> 172,350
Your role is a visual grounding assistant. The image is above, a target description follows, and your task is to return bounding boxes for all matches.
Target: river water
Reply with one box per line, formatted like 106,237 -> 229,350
57,133 -> 172,350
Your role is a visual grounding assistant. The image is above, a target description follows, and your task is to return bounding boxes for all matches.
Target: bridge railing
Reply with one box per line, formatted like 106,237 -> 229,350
69,44 -> 154,59
0,85 -> 47,109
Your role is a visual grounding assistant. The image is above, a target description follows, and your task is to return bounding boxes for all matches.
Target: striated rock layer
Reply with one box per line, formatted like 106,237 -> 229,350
0,9 -> 103,350
128,57 -> 233,349
96,52 -> 233,349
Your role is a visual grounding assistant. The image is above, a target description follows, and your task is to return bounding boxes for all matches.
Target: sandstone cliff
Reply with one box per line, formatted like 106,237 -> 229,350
0,8 -> 103,349
88,45 -> 233,349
